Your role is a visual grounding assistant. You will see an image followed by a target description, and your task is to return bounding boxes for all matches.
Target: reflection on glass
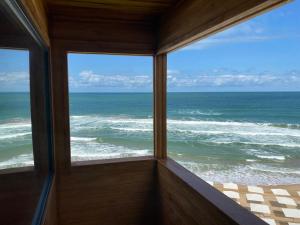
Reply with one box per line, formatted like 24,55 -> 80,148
0,49 -> 33,169
68,54 -> 153,161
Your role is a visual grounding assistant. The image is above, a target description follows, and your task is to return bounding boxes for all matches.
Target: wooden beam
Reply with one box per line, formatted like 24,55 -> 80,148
20,0 -> 50,46
157,0 -> 290,53
154,54 -> 167,159
30,46 -> 52,175
50,41 -> 71,172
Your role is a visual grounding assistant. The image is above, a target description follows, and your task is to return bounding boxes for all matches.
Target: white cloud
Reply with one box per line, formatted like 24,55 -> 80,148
0,71 -> 29,83
167,70 -> 300,89
70,70 -> 152,89
182,21 -> 300,50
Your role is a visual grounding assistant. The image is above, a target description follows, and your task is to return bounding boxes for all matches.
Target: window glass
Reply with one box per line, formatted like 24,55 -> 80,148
68,54 -> 153,162
0,49 -> 33,169
0,2 -> 52,224
167,1 -> 300,224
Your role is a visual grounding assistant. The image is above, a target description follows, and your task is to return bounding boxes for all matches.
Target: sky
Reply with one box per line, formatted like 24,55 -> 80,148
0,0 -> 300,92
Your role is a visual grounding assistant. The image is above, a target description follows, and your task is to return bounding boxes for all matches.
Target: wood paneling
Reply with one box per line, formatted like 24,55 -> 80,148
47,0 -> 177,15
157,159 -> 267,225
56,157 -> 158,225
42,176 -> 58,225
30,46 -> 52,175
157,0 -> 290,53
48,5 -> 156,55
0,170 -> 44,225
21,0 -> 50,46
154,54 -> 167,159
50,42 -> 71,172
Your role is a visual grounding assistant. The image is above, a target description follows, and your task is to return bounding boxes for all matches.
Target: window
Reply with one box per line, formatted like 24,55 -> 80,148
68,54 -> 153,162
0,49 -> 33,169
167,1 -> 300,224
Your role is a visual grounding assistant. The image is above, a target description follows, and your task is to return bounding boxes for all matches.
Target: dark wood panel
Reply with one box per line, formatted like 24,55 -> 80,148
56,157 -> 158,225
154,54 -> 167,159
47,0 -> 177,15
157,159 -> 267,225
157,0 -> 290,53
0,170 -> 44,225
30,46 -> 52,175
50,42 -> 71,172
42,176 -> 58,225
49,6 -> 156,55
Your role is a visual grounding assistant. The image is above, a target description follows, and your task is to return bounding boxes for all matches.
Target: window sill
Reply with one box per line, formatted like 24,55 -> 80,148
0,165 -> 34,175
71,156 -> 155,168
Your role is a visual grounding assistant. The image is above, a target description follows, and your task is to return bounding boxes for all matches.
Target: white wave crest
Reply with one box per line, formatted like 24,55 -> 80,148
0,154 -> 33,170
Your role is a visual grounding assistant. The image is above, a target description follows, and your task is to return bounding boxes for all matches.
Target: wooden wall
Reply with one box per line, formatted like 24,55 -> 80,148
42,176 -> 58,225
56,157 -> 158,225
157,159 -> 267,225
0,169 -> 44,225
48,5 -> 156,55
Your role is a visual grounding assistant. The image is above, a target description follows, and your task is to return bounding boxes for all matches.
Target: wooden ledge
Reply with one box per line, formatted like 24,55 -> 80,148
71,156 -> 155,168
158,158 -> 267,225
0,166 -> 34,175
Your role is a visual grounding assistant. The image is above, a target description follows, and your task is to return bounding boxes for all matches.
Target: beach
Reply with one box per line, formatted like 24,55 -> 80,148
209,182 -> 300,225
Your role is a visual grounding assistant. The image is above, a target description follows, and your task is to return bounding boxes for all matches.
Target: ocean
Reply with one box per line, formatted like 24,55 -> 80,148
0,92 -> 299,185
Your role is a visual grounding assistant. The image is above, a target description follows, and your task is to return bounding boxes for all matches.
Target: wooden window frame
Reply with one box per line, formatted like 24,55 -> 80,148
51,42 -> 165,172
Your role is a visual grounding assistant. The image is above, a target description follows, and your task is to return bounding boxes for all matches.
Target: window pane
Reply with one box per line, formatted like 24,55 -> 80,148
68,54 -> 153,162
167,1 -> 300,224
0,49 -> 33,169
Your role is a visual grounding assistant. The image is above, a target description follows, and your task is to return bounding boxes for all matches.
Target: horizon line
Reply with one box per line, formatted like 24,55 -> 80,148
1,91 -> 300,94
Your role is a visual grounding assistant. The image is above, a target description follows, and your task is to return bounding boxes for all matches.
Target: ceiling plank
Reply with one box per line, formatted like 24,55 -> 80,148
46,0 -> 176,14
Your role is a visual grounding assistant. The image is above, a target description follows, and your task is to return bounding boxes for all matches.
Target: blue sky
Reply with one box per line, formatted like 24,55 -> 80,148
1,0 -> 300,92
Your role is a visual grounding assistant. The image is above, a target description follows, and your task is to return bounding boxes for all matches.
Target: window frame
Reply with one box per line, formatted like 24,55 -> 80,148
66,52 -> 155,165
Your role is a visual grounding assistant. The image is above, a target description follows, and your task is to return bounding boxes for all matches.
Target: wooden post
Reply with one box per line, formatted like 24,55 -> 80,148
50,41 -> 71,172
154,54 -> 167,159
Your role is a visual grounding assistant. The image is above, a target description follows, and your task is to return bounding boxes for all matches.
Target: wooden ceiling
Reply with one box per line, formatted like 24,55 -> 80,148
46,0 -> 179,20
41,0 -> 289,55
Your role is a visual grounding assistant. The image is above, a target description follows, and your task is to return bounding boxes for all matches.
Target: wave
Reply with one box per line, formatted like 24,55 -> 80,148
69,115 -> 300,150
212,141 -> 300,148
0,132 -> 31,140
255,155 -> 285,160
110,127 -> 152,132
0,153 -> 33,170
71,140 -> 151,161
0,122 -> 31,129
171,128 -> 300,138
271,123 -> 300,130
71,137 -> 97,142
178,160 -> 300,185
174,109 -> 223,116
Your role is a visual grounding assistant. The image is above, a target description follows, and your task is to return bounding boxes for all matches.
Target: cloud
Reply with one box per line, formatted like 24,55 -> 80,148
69,69 -> 300,91
167,70 -> 300,90
69,70 -> 152,89
182,21 -> 300,50
0,71 -> 29,83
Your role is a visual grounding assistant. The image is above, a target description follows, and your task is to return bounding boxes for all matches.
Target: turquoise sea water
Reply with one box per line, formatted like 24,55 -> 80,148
1,92 -> 300,185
